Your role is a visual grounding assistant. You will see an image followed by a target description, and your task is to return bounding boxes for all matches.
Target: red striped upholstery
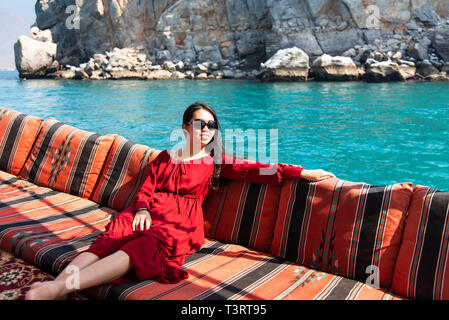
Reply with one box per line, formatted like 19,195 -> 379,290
18,118 -> 115,199
85,239 -> 405,300
391,185 -> 449,299
0,170 -> 115,274
90,135 -> 161,211
270,178 -> 339,268
203,179 -> 281,252
0,170 -> 407,300
270,178 -> 413,289
0,108 -> 43,176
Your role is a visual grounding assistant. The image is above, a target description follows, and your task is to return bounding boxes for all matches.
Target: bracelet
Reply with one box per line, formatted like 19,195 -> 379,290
135,208 -> 149,213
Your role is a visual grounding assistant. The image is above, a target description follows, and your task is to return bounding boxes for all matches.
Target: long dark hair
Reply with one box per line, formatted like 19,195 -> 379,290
182,102 -> 235,191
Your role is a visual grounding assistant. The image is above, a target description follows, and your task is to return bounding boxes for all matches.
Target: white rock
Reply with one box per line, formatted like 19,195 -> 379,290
258,47 -> 310,81
14,35 -> 57,77
312,54 -> 362,81
175,61 -> 185,71
171,71 -> 186,79
262,47 -> 309,70
30,26 -> 52,42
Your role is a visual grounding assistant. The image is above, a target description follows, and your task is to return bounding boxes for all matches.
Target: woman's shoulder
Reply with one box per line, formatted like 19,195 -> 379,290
151,149 -> 170,164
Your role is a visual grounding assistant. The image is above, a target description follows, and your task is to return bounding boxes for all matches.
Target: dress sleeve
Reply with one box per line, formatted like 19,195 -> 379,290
130,150 -> 164,213
219,154 -> 305,186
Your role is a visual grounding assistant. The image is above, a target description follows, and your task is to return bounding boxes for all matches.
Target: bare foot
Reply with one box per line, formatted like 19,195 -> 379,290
25,281 -> 65,300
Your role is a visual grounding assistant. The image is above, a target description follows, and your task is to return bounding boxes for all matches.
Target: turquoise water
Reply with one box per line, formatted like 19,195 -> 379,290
1,70 -> 448,191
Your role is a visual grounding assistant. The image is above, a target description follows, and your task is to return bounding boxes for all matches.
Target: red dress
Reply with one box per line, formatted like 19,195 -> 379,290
84,149 -> 304,284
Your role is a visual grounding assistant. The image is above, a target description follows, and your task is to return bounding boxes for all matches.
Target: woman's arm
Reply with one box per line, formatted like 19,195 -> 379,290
219,154 -> 335,185
219,154 -> 305,186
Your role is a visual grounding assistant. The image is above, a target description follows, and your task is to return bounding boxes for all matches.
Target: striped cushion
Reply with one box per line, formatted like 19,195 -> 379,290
0,170 -> 405,300
203,179 -> 281,252
90,135 -> 161,211
85,239 -> 405,300
18,118 -> 115,199
270,178 -> 413,289
0,170 -> 115,274
391,185 -> 449,299
0,108 -> 43,176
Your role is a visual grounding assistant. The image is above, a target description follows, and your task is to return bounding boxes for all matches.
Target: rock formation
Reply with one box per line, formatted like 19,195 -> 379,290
258,47 -> 309,81
311,54 -> 364,81
13,0 -> 449,81
14,35 -> 57,78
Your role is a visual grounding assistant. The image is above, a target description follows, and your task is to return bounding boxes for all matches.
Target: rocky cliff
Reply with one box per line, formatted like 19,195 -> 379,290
14,0 -> 449,80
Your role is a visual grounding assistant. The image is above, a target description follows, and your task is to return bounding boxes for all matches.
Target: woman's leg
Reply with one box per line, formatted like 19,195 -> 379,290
28,251 -> 101,291
56,252 -> 100,282
25,250 -> 132,300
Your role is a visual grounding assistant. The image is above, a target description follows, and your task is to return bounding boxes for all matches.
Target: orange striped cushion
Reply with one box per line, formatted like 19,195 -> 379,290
0,171 -> 405,300
90,135 -> 161,211
391,185 -> 449,299
270,178 -> 413,289
203,180 -> 281,252
18,118 -> 115,199
0,170 -> 115,273
86,239 -> 405,300
0,108 -> 43,176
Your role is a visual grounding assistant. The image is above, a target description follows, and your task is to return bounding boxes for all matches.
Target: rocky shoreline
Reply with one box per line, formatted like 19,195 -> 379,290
15,40 -> 449,82
12,1 -> 449,83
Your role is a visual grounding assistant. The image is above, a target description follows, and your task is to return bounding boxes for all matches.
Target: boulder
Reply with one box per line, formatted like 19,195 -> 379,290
163,61 -> 177,71
311,54 -> 363,81
89,70 -> 106,80
432,25 -> 449,62
145,70 -> 172,80
364,60 -> 416,82
406,41 -> 429,61
424,72 -> 449,81
195,73 -> 209,80
442,63 -> 449,74
14,35 -> 57,78
109,70 -> 144,80
257,47 -> 309,82
47,70 -> 76,80
75,69 -> 90,80
416,61 -> 440,77
171,71 -> 186,79
30,26 -> 53,42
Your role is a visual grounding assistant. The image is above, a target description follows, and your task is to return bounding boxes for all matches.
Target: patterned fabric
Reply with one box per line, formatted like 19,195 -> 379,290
391,185 -> 449,300
0,249 -> 88,300
0,108 -> 43,176
90,135 -> 161,211
0,170 -> 407,300
0,170 -> 115,275
85,239 -> 404,300
270,178 -> 413,289
18,118 -> 115,199
0,249 -> 54,300
203,179 -> 281,252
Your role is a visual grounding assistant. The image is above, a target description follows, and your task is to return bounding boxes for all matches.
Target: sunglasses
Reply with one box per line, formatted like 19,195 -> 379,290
185,119 -> 218,130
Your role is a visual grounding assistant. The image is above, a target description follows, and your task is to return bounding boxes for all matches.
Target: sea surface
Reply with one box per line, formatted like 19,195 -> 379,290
1,70 -> 448,191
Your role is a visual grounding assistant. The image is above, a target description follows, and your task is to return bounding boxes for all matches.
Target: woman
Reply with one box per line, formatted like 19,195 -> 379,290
25,102 -> 335,300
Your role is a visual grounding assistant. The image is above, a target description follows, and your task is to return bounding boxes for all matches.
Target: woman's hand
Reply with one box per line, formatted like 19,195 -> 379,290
300,169 -> 336,182
132,209 -> 152,231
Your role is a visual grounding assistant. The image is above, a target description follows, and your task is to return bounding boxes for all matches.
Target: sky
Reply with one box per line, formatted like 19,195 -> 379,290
1,0 -> 36,22
0,1 -> 36,69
